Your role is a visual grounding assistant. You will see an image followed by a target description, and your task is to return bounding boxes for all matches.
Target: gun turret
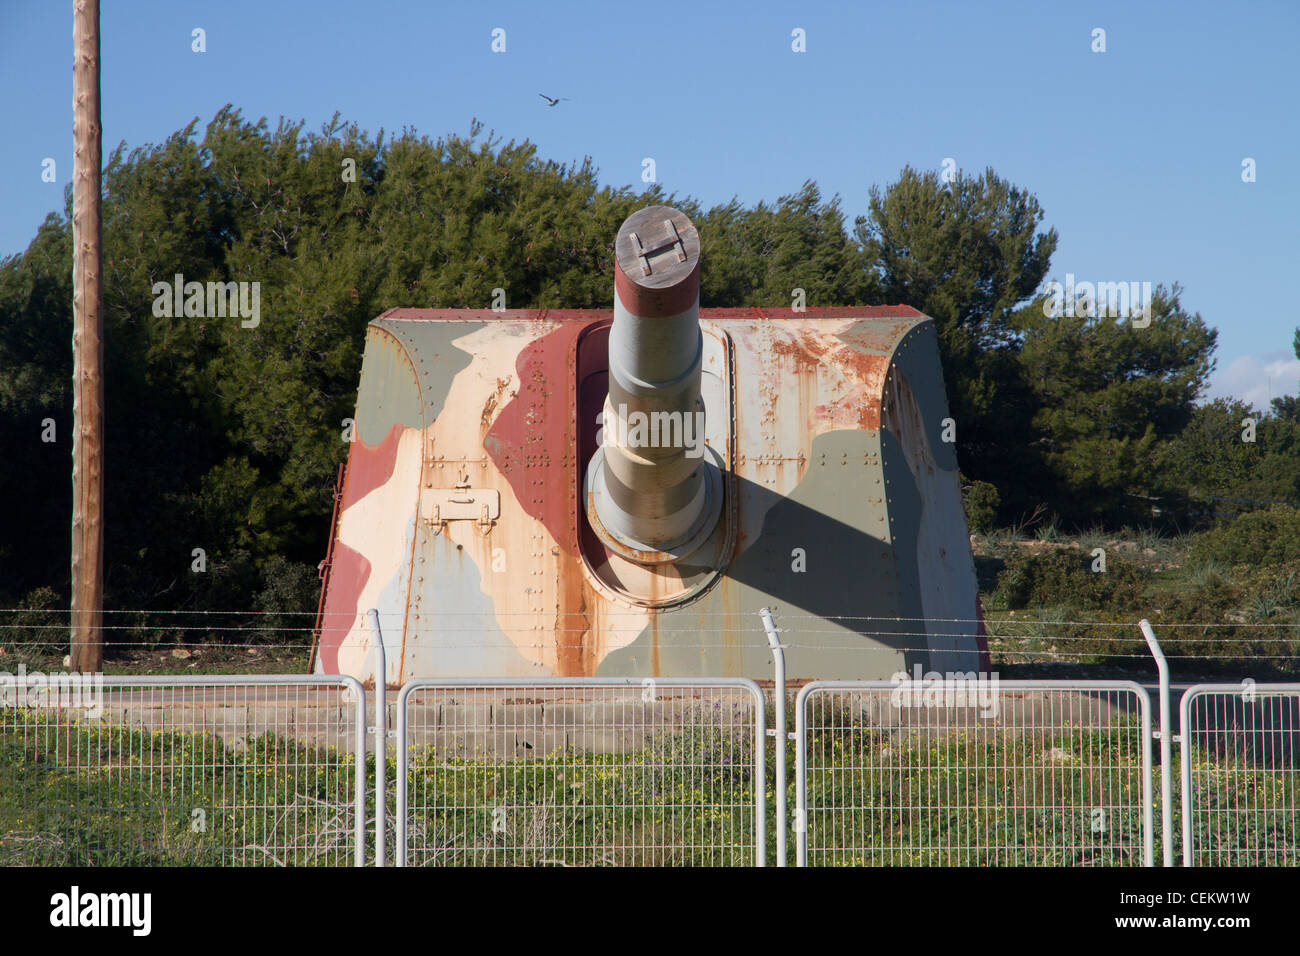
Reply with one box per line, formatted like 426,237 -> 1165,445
319,203 -> 990,681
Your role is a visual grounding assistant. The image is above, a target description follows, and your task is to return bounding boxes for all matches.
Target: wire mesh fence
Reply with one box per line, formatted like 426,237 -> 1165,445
0,675 -> 366,866
395,678 -> 765,866
1180,683 -> 1300,866
794,679 -> 1152,866
8,607 -> 1300,869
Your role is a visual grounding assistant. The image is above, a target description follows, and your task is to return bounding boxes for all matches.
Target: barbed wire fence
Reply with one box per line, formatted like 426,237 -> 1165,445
0,607 -> 1296,674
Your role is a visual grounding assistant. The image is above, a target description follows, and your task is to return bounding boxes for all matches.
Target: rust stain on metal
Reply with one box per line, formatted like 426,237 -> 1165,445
836,318 -> 918,355
310,461 -> 347,671
650,613 -> 661,676
769,337 -> 820,372
769,325 -> 893,431
480,374 -> 514,429
556,555 -> 591,676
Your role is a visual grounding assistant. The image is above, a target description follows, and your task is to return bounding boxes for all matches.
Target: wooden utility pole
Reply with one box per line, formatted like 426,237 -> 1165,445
71,0 -> 104,673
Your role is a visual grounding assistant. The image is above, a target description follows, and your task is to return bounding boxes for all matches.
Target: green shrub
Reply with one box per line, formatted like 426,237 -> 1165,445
1232,560 -> 1300,622
963,479 -> 1000,534
252,556 -> 322,643
1190,505 -> 1300,567
3,587 -> 64,662
1186,556 -> 1230,589
992,548 -> 1149,612
1142,580 -> 1300,666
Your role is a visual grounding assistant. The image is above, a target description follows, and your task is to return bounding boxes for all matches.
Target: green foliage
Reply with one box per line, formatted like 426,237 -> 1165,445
992,548 -> 1148,612
1140,579 -> 1300,667
1161,399 -> 1300,509
978,531 -> 1300,673
0,219 -> 75,597
251,556 -> 322,641
962,479 -> 1000,534
1,587 -> 64,663
1233,561 -> 1300,621
1191,505 -> 1300,567
856,166 -> 1057,510
803,715 -> 1148,866
0,715 -> 357,866
1186,556 -> 1229,590
1014,284 -> 1217,523
1076,525 -> 1107,552
696,181 -> 875,307
857,165 -> 1056,346
404,718 -> 756,866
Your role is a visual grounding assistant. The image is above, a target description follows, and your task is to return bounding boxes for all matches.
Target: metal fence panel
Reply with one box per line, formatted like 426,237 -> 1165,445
396,678 -> 766,866
795,679 -> 1152,866
1180,683 -> 1300,866
0,674 -> 367,866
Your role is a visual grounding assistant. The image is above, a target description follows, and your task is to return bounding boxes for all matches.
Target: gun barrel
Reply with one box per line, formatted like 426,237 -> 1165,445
586,205 -> 721,561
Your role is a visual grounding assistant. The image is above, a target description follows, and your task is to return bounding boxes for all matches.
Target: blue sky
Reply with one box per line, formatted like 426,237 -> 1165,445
2,0 -> 1297,408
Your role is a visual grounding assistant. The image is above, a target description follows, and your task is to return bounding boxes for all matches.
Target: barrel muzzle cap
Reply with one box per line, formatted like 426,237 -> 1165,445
614,206 -> 701,319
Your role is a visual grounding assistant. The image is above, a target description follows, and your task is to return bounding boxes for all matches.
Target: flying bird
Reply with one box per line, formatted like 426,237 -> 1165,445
538,93 -> 569,107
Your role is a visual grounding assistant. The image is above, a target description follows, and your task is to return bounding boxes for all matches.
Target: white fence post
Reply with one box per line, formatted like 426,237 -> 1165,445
760,607 -> 786,868
794,683 -> 810,867
1139,618 -> 1174,867
368,608 -> 386,867
395,679 -> 409,868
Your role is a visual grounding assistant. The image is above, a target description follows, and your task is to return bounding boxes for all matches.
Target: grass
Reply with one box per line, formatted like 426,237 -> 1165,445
404,738 -> 757,867
1076,526 -> 1108,553
0,706 -> 760,868
1185,557 -> 1230,590
0,708 -> 359,866
802,723 -> 1148,866
1137,526 -> 1167,554
4,702 -> 1297,867
799,705 -> 1299,867
1182,758 -> 1300,865
404,719 -> 759,867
